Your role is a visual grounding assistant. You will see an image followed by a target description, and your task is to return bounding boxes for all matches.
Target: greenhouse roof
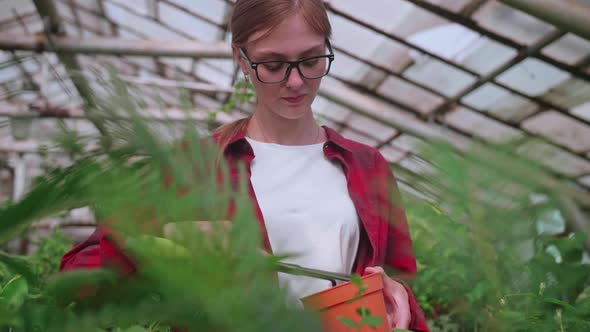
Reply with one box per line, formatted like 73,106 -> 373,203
0,0 -> 589,194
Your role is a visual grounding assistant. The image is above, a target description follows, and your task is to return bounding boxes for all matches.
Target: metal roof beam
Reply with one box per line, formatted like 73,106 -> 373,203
0,101 -> 216,122
0,34 -> 233,58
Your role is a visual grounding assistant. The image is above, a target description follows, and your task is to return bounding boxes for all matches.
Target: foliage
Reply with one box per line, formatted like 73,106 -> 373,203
0,68 -> 589,331
402,142 -> 590,331
0,228 -> 73,329
218,78 -> 256,117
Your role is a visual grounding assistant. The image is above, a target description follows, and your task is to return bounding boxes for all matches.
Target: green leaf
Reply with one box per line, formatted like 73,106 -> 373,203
45,268 -> 116,299
118,325 -> 149,332
543,297 -> 576,310
360,315 -> 383,328
356,307 -> 370,317
207,112 -> 217,123
0,251 -> 38,286
350,274 -> 362,287
336,316 -> 357,328
0,275 -> 29,309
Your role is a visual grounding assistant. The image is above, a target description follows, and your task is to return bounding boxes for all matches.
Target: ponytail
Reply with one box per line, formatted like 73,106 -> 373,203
213,117 -> 251,154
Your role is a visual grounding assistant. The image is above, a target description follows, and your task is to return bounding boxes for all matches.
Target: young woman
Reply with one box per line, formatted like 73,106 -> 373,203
60,0 -> 428,330
215,0 -> 427,330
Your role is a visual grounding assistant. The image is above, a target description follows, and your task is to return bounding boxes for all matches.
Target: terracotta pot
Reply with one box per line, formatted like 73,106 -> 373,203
301,272 -> 389,332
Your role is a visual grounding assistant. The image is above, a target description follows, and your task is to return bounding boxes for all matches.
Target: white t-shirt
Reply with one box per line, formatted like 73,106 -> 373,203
246,137 -> 360,306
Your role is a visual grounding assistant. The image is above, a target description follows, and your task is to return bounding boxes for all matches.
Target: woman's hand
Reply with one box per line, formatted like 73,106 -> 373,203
365,266 -> 410,329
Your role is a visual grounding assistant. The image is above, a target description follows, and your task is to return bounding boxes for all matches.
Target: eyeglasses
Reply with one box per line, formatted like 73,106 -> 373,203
239,40 -> 335,84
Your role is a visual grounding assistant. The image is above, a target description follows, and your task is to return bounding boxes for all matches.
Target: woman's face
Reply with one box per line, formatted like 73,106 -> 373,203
235,14 -> 328,120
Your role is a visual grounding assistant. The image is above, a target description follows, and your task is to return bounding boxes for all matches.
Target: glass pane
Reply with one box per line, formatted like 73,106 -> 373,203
312,96 -> 352,123
543,78 -> 590,110
496,58 -> 570,97
473,1 -> 556,45
521,110 -> 590,153
542,33 -> 590,65
159,1 -> 220,42
403,57 -> 477,97
377,75 -> 444,115
168,0 -> 227,24
462,83 -> 538,122
571,101 -> 590,122
443,107 -> 524,143
517,140 -> 590,177
346,113 -> 397,141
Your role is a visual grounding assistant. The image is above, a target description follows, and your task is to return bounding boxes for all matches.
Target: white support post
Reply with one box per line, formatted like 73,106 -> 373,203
11,154 -> 27,201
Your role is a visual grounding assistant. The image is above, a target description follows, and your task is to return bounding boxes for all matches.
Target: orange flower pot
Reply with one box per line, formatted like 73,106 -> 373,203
301,272 -> 389,332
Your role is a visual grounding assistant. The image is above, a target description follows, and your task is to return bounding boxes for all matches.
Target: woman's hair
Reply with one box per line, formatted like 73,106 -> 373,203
230,0 -> 332,48
213,0 -> 332,151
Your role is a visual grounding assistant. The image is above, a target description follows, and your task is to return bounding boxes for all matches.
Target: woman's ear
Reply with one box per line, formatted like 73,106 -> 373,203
231,43 -> 249,76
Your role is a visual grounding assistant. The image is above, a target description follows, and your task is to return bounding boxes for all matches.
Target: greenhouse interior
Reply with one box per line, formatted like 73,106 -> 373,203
0,0 -> 590,331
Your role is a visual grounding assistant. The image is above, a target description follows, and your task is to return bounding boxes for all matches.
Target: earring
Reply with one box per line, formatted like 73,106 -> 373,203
242,73 -> 250,93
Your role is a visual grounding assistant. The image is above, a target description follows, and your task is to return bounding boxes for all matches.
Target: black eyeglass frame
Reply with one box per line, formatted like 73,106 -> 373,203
239,39 -> 335,84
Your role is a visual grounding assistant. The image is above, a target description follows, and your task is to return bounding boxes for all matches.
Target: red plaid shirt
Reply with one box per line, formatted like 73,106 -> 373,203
60,126 -> 429,331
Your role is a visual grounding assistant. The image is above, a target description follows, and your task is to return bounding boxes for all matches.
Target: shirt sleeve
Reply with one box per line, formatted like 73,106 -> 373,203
374,151 -> 430,332
59,226 -> 136,276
